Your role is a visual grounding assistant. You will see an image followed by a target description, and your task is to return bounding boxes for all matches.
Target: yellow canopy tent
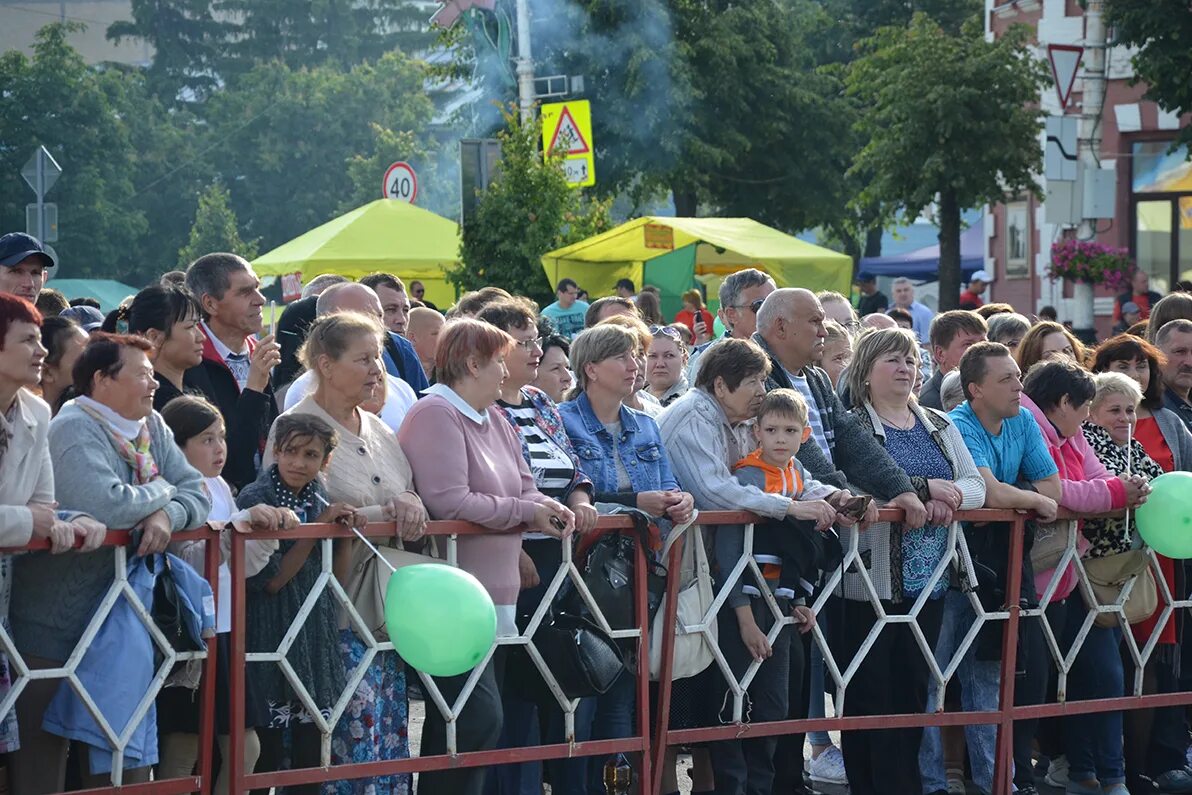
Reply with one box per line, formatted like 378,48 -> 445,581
541,217 -> 853,316
253,199 -> 461,308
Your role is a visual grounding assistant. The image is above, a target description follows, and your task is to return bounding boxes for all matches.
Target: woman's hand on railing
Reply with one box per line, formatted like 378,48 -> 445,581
565,492 -> 599,534
664,491 -> 695,525
925,499 -> 954,528
385,491 -> 428,542
736,607 -> 772,662
636,491 -> 683,519
886,492 -> 928,530
928,479 -> 963,510
72,515 -> 107,552
531,499 -> 575,538
136,509 -> 172,556
28,500 -> 58,539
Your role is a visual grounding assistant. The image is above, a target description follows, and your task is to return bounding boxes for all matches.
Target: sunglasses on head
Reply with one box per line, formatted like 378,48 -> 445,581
649,324 -> 683,342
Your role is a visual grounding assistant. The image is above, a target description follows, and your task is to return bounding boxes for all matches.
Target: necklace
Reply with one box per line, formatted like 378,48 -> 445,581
875,406 -> 915,430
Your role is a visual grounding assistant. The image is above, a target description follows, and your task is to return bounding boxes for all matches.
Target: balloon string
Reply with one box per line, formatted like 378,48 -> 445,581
1125,422 -> 1132,545
351,525 -> 398,574
313,493 -> 397,574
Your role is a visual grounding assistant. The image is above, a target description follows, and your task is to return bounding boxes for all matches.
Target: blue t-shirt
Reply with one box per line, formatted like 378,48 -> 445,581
541,300 -> 589,340
949,402 -> 1057,485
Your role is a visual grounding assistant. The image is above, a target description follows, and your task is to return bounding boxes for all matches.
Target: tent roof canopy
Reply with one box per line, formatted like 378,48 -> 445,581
252,199 -> 461,281
544,216 -> 851,271
858,224 -> 985,281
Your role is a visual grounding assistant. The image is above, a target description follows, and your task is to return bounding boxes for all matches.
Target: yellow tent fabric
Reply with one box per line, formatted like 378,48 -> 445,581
253,199 -> 461,309
541,217 -> 853,307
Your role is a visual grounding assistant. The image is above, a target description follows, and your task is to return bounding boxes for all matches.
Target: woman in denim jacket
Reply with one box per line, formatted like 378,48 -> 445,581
559,324 -> 694,794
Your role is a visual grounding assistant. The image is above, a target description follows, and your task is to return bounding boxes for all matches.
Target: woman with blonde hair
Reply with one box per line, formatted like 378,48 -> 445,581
596,314 -> 664,416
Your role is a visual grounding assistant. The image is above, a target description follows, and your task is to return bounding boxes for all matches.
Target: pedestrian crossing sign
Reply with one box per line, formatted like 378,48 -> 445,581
541,100 -> 596,188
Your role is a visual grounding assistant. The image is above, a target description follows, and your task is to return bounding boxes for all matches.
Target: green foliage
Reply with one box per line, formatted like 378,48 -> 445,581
178,182 -> 258,266
846,15 -> 1048,307
201,52 -> 436,254
1105,0 -> 1192,153
108,0 -> 437,100
454,106 -> 613,305
0,24 -> 180,283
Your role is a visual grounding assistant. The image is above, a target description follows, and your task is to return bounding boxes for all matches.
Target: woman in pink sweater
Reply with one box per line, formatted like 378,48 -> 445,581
397,318 -> 574,795
1021,358 -> 1149,795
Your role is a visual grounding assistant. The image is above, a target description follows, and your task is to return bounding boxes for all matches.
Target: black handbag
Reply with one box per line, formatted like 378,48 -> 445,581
570,511 -> 668,631
150,555 -> 205,658
535,608 -> 627,700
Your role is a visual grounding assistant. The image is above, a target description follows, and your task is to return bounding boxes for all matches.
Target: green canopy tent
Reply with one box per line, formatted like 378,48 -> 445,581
46,279 -> 139,313
253,199 -> 462,308
541,217 -> 853,317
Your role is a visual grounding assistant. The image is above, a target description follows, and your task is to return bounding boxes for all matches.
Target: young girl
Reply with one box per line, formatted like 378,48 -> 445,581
157,395 -> 289,794
236,413 -> 358,795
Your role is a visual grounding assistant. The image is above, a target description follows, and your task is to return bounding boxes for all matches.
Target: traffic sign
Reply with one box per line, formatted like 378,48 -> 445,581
21,146 -> 61,196
1047,45 -> 1083,110
541,100 -> 595,188
382,161 -> 418,203
26,203 -> 58,242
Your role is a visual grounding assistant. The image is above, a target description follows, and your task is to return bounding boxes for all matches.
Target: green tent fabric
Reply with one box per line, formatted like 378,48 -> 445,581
46,279 -> 139,313
541,217 -> 853,317
253,199 -> 461,309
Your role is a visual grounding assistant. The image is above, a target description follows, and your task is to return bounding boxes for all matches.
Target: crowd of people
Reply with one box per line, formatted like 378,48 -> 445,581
3,225 -> 1192,795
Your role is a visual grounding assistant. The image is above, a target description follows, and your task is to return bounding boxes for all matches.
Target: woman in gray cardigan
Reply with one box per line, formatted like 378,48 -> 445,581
10,332 -> 209,793
840,328 -> 985,795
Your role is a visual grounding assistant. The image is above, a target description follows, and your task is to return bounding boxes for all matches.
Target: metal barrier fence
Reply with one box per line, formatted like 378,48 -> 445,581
6,507 -> 1192,793
0,529 -> 220,795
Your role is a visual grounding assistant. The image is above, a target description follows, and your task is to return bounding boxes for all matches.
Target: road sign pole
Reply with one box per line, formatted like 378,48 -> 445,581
36,150 -> 44,242
514,0 -> 535,124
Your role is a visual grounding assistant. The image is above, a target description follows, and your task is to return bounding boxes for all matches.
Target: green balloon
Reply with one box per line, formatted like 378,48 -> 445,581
1135,471 -> 1192,559
384,564 -> 497,677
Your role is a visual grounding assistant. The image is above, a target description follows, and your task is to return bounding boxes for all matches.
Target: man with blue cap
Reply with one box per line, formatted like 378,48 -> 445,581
0,233 -> 56,301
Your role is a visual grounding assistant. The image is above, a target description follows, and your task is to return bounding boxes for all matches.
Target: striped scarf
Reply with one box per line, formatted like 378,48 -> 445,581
77,403 -> 160,485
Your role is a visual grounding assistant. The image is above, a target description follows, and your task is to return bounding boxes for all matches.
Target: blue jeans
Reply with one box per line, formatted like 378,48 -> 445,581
586,672 -> 635,794
1062,598 -> 1124,785
807,615 -> 831,748
920,590 -> 999,795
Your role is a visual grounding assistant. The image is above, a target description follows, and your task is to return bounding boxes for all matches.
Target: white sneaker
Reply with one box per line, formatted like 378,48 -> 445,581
808,745 -> 848,786
1045,755 -> 1070,788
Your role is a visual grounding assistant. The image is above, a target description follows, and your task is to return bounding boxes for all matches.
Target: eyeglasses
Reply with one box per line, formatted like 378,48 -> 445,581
730,298 -> 765,314
514,336 -> 544,352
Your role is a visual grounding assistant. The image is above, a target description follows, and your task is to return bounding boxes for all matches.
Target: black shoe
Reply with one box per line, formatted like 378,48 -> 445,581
1016,785 -> 1039,795
1130,773 -> 1160,793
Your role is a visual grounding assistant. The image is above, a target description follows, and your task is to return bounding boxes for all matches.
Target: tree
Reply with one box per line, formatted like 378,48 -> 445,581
0,23 -> 174,282
200,51 -> 435,254
108,0 -> 437,98
1105,0 -> 1192,153
454,106 -> 612,305
177,182 -> 258,265
106,0 -> 228,100
846,15 -> 1048,309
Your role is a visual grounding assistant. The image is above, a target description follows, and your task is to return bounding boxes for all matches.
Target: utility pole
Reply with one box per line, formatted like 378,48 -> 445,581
514,0 -> 535,123
1077,0 -> 1107,244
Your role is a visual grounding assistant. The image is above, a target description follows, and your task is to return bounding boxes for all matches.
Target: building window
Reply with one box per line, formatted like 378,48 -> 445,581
1130,141 -> 1192,291
1005,202 -> 1029,278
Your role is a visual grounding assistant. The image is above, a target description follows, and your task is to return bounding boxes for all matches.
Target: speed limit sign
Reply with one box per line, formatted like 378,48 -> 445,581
382,161 -> 418,203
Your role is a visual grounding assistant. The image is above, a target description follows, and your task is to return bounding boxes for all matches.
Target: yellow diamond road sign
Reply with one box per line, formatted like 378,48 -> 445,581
541,100 -> 595,188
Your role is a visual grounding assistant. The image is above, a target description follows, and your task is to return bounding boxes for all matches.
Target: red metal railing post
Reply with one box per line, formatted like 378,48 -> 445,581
633,535 -> 653,794
648,531 -> 687,795
227,531 -> 247,795
991,514 -> 1027,795
195,529 -> 222,793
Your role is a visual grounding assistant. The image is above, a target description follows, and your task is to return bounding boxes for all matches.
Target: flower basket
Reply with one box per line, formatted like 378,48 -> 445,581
1047,239 -> 1135,292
